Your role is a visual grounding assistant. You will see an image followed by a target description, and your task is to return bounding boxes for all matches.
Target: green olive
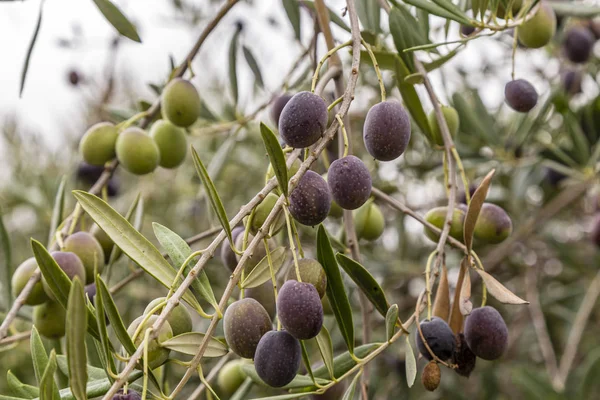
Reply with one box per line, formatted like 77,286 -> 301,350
115,128 -> 160,175
127,315 -> 173,370
428,106 -> 459,147
354,202 -> 385,241
79,122 -> 118,166
144,297 -> 193,337
161,78 -> 201,127
150,120 -> 188,168
518,2 -> 556,49
34,301 -> 66,338
12,258 -> 49,306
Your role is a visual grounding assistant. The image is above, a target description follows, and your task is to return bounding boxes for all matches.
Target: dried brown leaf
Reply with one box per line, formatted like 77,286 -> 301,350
463,169 -> 495,251
476,269 -> 529,305
460,269 -> 472,316
432,262 -> 450,320
449,257 -> 469,334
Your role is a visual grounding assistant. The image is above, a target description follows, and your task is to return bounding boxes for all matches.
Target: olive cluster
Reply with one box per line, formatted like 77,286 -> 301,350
79,78 -> 201,176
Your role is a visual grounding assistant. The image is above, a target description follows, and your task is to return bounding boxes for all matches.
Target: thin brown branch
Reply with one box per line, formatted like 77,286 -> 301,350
0,330 -> 31,346
188,353 -> 232,400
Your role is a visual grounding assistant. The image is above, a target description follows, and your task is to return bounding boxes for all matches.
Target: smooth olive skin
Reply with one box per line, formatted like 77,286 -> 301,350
415,317 -> 456,361
217,360 -> 246,396
127,315 -> 173,369
150,120 -> 187,168
564,27 -> 595,64
289,171 -> 331,226
277,280 -> 323,340
223,298 -> 272,359
285,258 -> 327,298
254,330 -> 301,387
473,203 -> 513,244
327,155 -> 372,210
34,301 -> 66,338
505,79 -> 538,112
424,207 -> 466,242
464,306 -> 508,360
116,128 -> 160,175
278,91 -> 328,148
270,94 -> 293,127
428,106 -> 459,147
63,231 -> 105,283
144,297 -> 193,337
245,280 -> 276,319
161,78 -> 201,127
220,226 -> 245,271
42,251 -> 86,300
518,2 -> 556,48
249,193 -> 284,235
79,122 -> 118,166
12,258 -> 49,306
354,202 -> 385,241
363,101 -> 411,161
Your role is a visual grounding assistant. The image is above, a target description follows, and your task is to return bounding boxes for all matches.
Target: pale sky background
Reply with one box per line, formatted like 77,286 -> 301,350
1,0 -> 593,149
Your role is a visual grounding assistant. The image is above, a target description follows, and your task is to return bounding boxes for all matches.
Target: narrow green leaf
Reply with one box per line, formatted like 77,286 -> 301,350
430,0 -> 471,20
302,1 -> 351,32
229,27 -> 241,105
106,192 -> 141,268
424,45 -> 462,72
39,350 -> 59,400
55,355 -> 106,382
312,343 -> 379,379
260,123 -> 288,196
72,191 -> 200,310
19,0 -> 44,97
385,304 -> 399,341
66,278 -> 88,400
93,274 -> 116,379
230,378 -> 253,400
404,336 -> 417,387
398,0 -> 472,25
96,278 -> 136,354
191,148 -> 232,241
0,212 -> 13,308
7,371 -> 39,399
315,326 -> 335,379
551,2 -> 600,17
282,0 -> 302,40
241,247 -> 286,289
242,46 -> 264,89
356,0 -> 381,33
30,238 -> 71,307
0,395 -> 31,400
160,332 -> 228,357
565,112 -> 590,165
47,176 -> 67,247
31,327 -> 49,385
335,253 -> 389,317
341,370 -> 362,400
92,0 -> 141,42
463,169 -> 495,251
316,225 -> 354,353
241,364 -> 330,389
152,223 -> 217,308
250,393 -> 318,400
580,348 -> 600,399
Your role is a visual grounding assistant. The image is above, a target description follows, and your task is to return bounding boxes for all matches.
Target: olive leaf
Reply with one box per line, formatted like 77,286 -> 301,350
282,0 -> 302,40
93,274 -> 117,378
106,192 -> 141,271
300,341 -> 316,384
96,278 -> 136,354
356,0 -> 381,33
385,304 -> 399,341
449,258 -> 468,334
240,364 -> 330,389
7,371 -> 39,399
240,247 -> 286,289
335,253 -> 389,317
243,46 -> 264,89
463,169 -> 495,251
229,26 -> 241,106
191,148 -> 233,245
341,370 -> 362,400
66,278 -> 88,400
460,269 -> 473,316
313,343 -> 379,379
399,0 -> 472,25
389,5 -> 428,71
39,350 -> 59,400
72,191 -> 201,310
152,222 -> 218,309
31,327 -> 49,385
47,176 -> 67,247
260,123 -> 288,196
432,262 -> 450,320
315,326 -> 335,380
0,212 -> 12,309
404,336 -> 417,388
359,50 -> 398,71
475,269 -> 529,304
53,371 -> 143,400
91,0 -> 141,42
55,355 -> 107,382
160,332 -> 228,357
550,2 -> 600,17
19,0 -> 44,97
317,225 -> 354,353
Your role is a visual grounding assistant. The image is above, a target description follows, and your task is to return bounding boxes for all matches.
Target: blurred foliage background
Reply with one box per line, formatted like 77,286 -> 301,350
2,1 -> 600,399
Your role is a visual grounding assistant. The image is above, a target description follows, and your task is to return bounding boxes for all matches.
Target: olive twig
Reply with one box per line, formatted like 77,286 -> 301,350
263,238 -> 281,331
142,329 -> 152,400
360,38 -> 386,102
451,148 -> 471,204
283,206 -> 302,283
310,40 -> 353,93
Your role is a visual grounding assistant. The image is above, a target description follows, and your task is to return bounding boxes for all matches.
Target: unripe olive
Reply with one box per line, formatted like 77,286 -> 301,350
220,226 -> 245,271
285,258 -> 327,298
116,128 -> 160,175
217,360 -> 246,396
161,78 -> 201,127
354,202 -> 385,241
249,193 -> 284,235
127,315 -> 173,369
518,2 -> 556,49
424,207 -> 465,243
223,298 -> 272,359
33,301 -> 66,338
144,297 -> 193,337
428,106 -> 459,147
42,251 -> 86,300
421,361 -> 441,392
245,280 -> 276,319
79,122 -> 118,166
63,231 -> 105,284
150,120 -> 188,168
12,258 -> 49,306
473,203 -> 512,244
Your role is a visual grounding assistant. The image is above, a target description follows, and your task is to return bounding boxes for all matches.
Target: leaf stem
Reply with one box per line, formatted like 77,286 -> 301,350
360,38 -> 386,102
310,40 -> 353,93
283,206 -> 302,283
